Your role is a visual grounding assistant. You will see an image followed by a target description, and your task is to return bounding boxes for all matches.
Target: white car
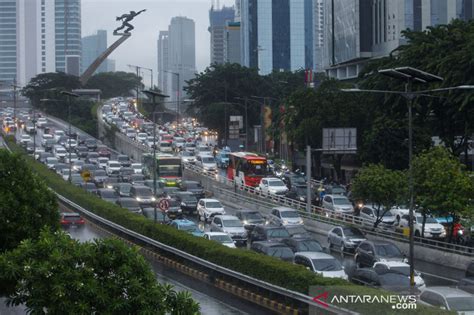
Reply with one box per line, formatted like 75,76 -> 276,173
258,177 -> 288,196
36,117 -> 47,128
159,141 -> 173,153
399,213 -> 446,239
34,148 -> 45,160
267,207 -> 304,226
180,151 -> 196,164
294,252 -> 348,280
65,138 -> 77,150
53,130 -> 65,142
203,232 -> 236,248
390,205 -> 410,224
53,146 -> 67,160
98,157 -> 109,169
196,155 -> 217,172
64,152 -> 79,164
373,261 -> 425,289
131,163 -> 143,174
197,198 -> 225,222
125,128 -> 136,139
106,160 -> 122,176
41,134 -> 53,146
19,134 -> 32,145
45,157 -> 59,169
136,133 -> 148,143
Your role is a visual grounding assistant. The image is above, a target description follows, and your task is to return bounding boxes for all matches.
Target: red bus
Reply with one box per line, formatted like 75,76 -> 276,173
227,152 -> 267,187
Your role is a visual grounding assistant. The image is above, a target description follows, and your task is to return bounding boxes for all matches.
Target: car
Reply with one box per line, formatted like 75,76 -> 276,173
36,117 -> 47,128
115,182 -> 132,197
282,238 -> 324,253
282,173 -> 306,189
33,148 -> 45,160
210,215 -> 248,245
106,160 -> 122,176
71,160 -> 84,172
82,163 -> 98,172
322,194 -> 354,215
267,207 -> 304,226
184,142 -> 196,153
68,173 -> 83,186
96,188 -> 119,203
359,205 -> 396,229
86,152 -> 100,165
136,132 -> 148,143
91,169 -> 108,187
38,152 -> 53,163
197,198 -> 225,222
419,287 -> 474,312
355,240 -> 406,268
53,130 -> 65,142
179,151 -> 196,164
141,208 -> 171,224
258,177 -> 289,196
196,155 -> 217,173
285,184 -> 317,204
389,205 -> 410,224
115,198 -> 142,214
24,123 -> 36,134
60,212 -> 85,227
250,241 -> 294,262
98,157 -> 109,169
130,185 -> 156,206
373,261 -> 425,289
248,225 -> 291,244
119,167 -> 135,182
64,152 -> 79,164
130,174 -> 145,185
46,157 -> 59,169
43,139 -> 56,152
84,138 -> 98,151
457,277 -> 474,294
170,219 -> 204,237
64,138 -> 78,151
174,191 -> 198,213
399,213 -> 447,239
235,209 -> 266,230
131,163 -> 143,174
327,226 -> 367,253
351,268 -> 414,294
285,225 -> 311,238
203,232 -> 236,248
80,182 -> 98,194
215,149 -> 230,168
97,146 -> 111,158
160,198 -> 183,219
60,168 -> 73,181
19,134 -> 32,145
41,133 -> 54,146
324,185 -> 347,196
294,252 -> 348,279
117,154 -> 131,167
53,145 -> 67,160
180,180 -> 205,199
75,145 -> 89,158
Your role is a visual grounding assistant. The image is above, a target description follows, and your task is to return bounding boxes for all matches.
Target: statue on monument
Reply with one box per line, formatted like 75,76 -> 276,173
113,9 -> 146,35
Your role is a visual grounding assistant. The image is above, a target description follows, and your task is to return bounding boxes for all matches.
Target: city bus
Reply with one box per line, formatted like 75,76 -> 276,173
227,152 -> 268,187
142,153 -> 182,187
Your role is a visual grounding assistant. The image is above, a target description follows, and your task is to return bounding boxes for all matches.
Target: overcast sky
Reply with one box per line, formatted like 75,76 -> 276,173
82,0 -> 235,87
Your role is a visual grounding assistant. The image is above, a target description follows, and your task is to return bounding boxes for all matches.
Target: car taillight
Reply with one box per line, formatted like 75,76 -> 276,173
60,219 -> 68,224
78,219 -> 85,224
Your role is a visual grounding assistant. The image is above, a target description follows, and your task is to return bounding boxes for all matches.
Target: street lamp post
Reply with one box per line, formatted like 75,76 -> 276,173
341,66 -> 474,289
233,97 -> 249,150
164,70 -> 180,127
143,90 -> 169,224
60,91 -> 79,183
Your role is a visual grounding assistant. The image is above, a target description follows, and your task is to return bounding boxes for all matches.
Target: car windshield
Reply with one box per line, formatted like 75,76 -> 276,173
447,297 -> 474,312
181,151 -> 193,156
160,142 -> 172,147
375,244 -> 402,257
280,211 -> 299,218
119,184 -> 132,193
180,194 -> 196,202
389,266 -> 410,276
267,228 -> 291,238
291,176 -> 306,185
179,224 -> 198,232
343,227 -> 364,238
268,180 -> 285,187
63,214 -> 81,221
120,169 -> 134,175
118,156 -> 129,162
333,198 -> 351,205
94,170 -> 106,176
101,190 -> 117,198
223,219 -> 243,227
135,188 -> 152,197
210,234 -> 233,243
202,157 -> 215,163
416,216 -> 438,224
110,163 -> 121,168
206,201 -> 222,208
379,273 -> 409,286
312,258 -> 343,271
286,226 -> 307,235
242,212 -> 263,220
296,240 -> 323,252
186,183 -> 202,189
267,247 -> 294,259
120,199 -> 139,207
331,187 -> 346,194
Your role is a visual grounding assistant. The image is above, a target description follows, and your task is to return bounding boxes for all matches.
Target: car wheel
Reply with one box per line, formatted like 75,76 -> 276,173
328,241 -> 333,249
415,230 -> 421,238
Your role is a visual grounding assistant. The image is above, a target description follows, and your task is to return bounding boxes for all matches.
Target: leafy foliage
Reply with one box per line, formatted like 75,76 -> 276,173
0,150 -> 59,253
351,164 -> 408,228
0,230 -> 200,314
85,71 -> 143,99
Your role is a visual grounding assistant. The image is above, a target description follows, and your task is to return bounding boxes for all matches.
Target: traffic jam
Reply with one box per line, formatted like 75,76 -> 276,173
5,97 -> 474,312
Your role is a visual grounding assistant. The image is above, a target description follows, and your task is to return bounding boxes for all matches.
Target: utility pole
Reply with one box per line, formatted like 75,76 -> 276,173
128,64 -> 142,107
306,145 -> 312,213
164,71 -> 180,127
12,77 -> 17,124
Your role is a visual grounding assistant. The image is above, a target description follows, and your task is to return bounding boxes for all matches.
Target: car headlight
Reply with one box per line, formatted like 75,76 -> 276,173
181,202 -> 187,206
283,220 -> 289,225
151,197 -> 156,201
136,197 -> 142,202
243,220 -> 248,224
299,219 -> 304,224
403,257 -> 408,263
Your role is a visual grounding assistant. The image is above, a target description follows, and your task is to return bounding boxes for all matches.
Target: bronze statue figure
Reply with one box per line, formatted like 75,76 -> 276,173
113,9 -> 146,35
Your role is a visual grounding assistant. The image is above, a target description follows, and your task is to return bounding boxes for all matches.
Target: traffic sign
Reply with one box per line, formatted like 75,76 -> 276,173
158,199 -> 170,211
81,170 -> 91,182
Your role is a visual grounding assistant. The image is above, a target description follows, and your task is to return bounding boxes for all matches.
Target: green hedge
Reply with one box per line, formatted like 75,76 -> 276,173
5,139 -> 453,315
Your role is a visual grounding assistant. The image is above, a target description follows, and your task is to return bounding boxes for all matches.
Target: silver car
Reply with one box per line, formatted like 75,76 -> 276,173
322,194 -> 354,215
327,226 -> 366,253
359,205 -> 396,229
210,215 -> 247,244
419,286 -> 474,313
267,207 -> 304,226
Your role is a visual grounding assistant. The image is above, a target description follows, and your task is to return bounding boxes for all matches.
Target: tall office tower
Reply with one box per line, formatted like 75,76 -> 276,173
82,29 -> 109,74
234,0 -> 242,22
224,21 -> 241,64
55,0 -> 81,75
313,0 -> 324,72
209,5 -> 235,65
164,16 -> 196,111
157,30 -> 169,94
323,0 -> 474,80
240,0 -> 314,75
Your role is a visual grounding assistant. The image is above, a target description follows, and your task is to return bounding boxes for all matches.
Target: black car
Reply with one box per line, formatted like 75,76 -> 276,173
285,225 -> 311,238
119,167 -> 134,182
96,188 -> 119,203
235,210 -> 266,230
103,176 -> 119,190
142,208 -> 171,224
324,185 -> 347,196
180,180 -> 205,199
285,184 -> 318,204
250,241 -> 294,262
163,198 -> 182,219
117,154 -> 131,167
80,182 -> 98,194
248,225 -> 291,244
85,138 -> 98,151
282,173 -> 306,189
116,197 -> 141,214
174,191 -> 198,213
44,139 -> 56,152
130,174 -> 145,185
115,182 -> 132,197
75,145 -> 89,158
355,240 -> 405,268
351,268 -> 416,294
282,238 -> 324,253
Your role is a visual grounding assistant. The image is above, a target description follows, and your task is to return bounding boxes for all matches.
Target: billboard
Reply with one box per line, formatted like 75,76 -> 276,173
322,128 -> 357,154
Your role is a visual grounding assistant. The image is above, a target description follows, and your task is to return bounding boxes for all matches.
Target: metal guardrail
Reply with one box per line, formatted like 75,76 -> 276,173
56,193 -> 356,315
183,162 -> 474,257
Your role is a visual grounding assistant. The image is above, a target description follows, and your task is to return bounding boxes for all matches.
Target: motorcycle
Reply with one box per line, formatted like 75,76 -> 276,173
452,222 -> 466,245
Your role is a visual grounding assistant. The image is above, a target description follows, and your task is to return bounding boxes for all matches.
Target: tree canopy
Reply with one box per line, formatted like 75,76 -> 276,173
0,150 -> 59,253
0,230 -> 200,314
85,71 -> 143,99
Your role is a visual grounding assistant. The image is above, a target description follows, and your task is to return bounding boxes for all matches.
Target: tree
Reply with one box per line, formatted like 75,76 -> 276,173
21,72 -> 82,108
85,71 -> 143,99
0,150 -> 59,253
0,230 -> 200,314
412,147 -> 474,240
351,164 -> 408,228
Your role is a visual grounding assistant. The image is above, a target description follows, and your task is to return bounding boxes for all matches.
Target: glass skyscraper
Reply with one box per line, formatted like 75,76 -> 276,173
54,0 -> 81,74
0,0 -> 17,82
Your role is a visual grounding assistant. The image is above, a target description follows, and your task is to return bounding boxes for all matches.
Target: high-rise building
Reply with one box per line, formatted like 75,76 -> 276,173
224,21 -> 241,64
209,5 -> 235,65
82,30 -> 109,75
0,0 -> 81,86
106,59 -> 116,72
158,17 -> 196,111
240,0 -> 314,75
313,0 -> 324,72
55,0 -> 81,75
323,0 -> 474,79
157,30 -> 169,95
